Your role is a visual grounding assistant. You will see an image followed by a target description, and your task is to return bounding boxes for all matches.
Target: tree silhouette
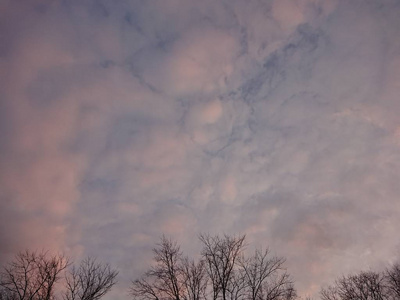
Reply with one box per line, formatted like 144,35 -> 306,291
130,237 -> 185,300
0,250 -> 69,300
320,271 -> 386,300
0,251 -> 117,300
63,257 -> 118,300
130,234 -> 296,300
241,249 -> 295,300
385,263 -> 400,299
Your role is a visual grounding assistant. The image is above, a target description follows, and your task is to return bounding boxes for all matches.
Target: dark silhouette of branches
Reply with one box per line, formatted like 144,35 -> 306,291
130,236 -> 185,300
385,263 -> 400,299
181,258 -> 208,300
130,277 -> 160,300
0,251 -> 117,300
63,257 -> 118,300
320,271 -> 386,300
226,267 -> 247,300
0,250 -> 69,300
240,249 -> 295,300
256,272 -> 296,300
199,234 -> 246,300
130,234 -> 296,300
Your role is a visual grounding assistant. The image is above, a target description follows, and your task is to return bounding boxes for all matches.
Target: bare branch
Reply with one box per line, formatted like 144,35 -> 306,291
385,263 -> 400,299
199,234 -> 246,300
240,249 -> 295,300
181,258 -> 208,300
130,236 -> 185,300
0,250 -> 69,300
63,257 -> 118,300
320,271 -> 387,300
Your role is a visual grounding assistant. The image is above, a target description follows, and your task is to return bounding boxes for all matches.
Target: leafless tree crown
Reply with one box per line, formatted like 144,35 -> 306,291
181,258 -> 208,300
321,262 -> 400,300
240,249 -> 295,300
385,263 -> 400,299
63,257 -> 118,300
130,234 -> 296,300
130,236 -> 186,300
0,251 -> 117,300
0,250 -> 69,300
199,234 -> 246,300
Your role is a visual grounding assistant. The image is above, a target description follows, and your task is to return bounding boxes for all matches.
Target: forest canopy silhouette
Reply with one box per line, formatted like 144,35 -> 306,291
1,234 -> 400,300
0,250 -> 117,300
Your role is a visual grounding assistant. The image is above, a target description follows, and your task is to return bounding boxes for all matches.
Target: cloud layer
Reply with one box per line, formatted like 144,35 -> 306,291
2,0 -> 400,298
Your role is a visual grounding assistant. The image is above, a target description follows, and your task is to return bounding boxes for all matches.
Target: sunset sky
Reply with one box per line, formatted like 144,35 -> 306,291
2,0 -> 400,298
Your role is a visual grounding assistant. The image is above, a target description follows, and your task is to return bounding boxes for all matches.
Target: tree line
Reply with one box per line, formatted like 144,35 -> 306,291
320,265 -> 400,300
1,234 -> 400,300
0,251 -> 117,300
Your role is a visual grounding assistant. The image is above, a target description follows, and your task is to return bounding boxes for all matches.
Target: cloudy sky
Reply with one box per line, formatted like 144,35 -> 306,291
2,0 -> 400,298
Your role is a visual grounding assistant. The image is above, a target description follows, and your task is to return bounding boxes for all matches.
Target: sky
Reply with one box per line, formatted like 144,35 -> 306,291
1,0 -> 400,298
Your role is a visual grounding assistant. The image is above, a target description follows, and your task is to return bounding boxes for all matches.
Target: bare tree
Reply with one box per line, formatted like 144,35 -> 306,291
199,234 -> 246,300
256,272 -> 296,300
63,257 -> 118,300
320,286 -> 341,300
130,236 -> 185,300
240,249 -> 295,300
226,267 -> 247,300
320,271 -> 387,300
130,234 -> 297,300
0,250 -> 69,300
385,263 -> 400,299
130,277 -> 160,300
181,258 -> 208,300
